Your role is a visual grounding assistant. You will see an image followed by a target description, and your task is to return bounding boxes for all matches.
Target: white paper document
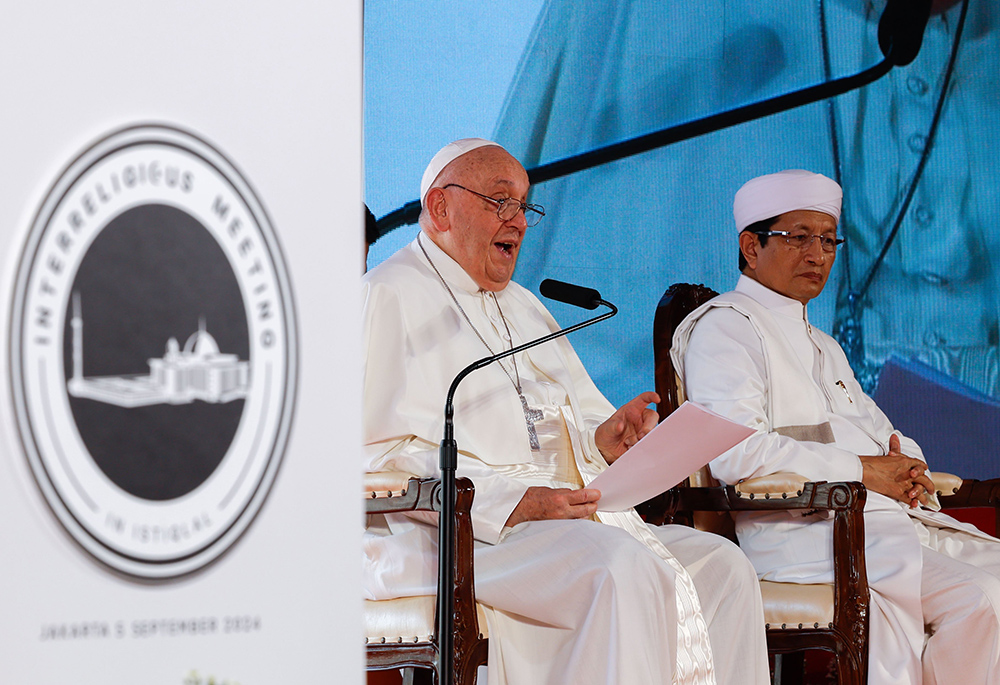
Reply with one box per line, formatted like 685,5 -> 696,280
589,401 -> 755,512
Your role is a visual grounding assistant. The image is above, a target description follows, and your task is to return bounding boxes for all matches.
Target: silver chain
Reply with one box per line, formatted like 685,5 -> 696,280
416,233 -> 522,392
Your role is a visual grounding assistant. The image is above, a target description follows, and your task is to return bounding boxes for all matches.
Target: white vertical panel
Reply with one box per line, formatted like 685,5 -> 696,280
0,2 -> 361,683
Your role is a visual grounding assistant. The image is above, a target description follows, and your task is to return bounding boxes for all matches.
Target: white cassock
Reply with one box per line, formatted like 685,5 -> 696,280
674,274 -> 1000,685
363,235 -> 770,685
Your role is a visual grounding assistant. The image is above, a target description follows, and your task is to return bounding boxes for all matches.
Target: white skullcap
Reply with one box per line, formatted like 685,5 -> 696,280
733,169 -> 842,231
420,138 -> 504,206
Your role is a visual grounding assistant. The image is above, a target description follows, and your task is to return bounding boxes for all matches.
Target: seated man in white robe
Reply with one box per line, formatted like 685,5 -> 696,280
673,169 -> 1000,685
363,138 -> 770,685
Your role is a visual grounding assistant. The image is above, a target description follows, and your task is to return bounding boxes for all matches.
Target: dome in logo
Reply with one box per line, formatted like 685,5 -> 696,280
184,329 -> 221,356
8,124 -> 298,579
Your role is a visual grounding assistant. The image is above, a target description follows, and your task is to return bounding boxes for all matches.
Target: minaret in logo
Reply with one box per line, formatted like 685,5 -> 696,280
67,292 -> 250,408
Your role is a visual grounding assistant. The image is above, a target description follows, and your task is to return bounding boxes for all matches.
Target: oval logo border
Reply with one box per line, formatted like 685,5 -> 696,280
7,123 -> 299,580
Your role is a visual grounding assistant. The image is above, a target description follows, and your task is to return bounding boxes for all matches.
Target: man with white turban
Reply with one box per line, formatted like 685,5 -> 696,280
363,138 -> 770,684
672,169 -> 1000,685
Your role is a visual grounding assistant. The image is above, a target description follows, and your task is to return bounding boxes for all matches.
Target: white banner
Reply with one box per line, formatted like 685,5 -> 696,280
0,3 -> 360,683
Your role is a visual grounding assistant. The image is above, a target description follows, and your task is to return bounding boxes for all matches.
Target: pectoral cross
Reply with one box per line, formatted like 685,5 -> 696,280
520,394 -> 543,451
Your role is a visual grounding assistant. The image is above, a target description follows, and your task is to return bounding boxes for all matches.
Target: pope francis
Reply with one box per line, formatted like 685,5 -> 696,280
362,139 -> 770,685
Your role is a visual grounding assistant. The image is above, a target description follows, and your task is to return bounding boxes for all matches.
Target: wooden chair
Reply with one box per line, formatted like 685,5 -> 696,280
938,478 -> 1000,534
362,284 -> 1000,685
642,282 -> 872,684
642,282 -> 1000,684
364,473 -> 488,685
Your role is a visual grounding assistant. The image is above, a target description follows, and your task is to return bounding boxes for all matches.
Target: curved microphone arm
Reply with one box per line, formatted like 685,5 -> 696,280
376,59 -> 891,234
374,0 -> 931,238
524,60 -> 892,186
442,298 -> 617,445
436,295 -> 616,685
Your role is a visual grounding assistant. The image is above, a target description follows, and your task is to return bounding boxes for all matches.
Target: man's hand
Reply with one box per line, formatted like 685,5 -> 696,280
860,434 -> 935,508
595,391 -> 660,463
504,486 -> 601,528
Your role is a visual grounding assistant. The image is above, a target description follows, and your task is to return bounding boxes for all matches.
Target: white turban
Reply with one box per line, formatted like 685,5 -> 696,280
420,138 -> 505,206
733,169 -> 842,231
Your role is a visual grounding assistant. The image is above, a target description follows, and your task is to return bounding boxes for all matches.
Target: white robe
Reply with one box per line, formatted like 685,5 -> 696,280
363,236 -> 770,685
673,275 -> 1000,685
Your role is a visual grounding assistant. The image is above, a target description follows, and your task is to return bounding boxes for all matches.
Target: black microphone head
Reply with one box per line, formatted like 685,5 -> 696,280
878,0 -> 932,66
539,279 -> 601,310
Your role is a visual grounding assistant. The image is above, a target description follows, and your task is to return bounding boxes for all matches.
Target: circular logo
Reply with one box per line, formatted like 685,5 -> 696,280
9,124 -> 297,579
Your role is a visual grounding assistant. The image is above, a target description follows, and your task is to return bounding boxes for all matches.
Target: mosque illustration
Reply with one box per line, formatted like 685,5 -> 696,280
67,293 -> 250,408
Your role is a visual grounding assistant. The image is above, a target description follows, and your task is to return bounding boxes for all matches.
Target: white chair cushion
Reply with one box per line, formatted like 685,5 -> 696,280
364,596 -> 489,644
760,580 -> 834,629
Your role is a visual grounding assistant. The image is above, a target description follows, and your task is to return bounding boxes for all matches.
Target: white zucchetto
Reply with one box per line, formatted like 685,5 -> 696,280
420,138 -> 505,206
733,169 -> 842,231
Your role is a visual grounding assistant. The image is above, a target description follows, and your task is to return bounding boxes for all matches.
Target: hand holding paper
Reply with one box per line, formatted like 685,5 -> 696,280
588,401 -> 754,512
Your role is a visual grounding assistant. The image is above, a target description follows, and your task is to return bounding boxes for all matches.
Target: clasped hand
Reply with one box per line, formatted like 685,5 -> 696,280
860,434 -> 935,508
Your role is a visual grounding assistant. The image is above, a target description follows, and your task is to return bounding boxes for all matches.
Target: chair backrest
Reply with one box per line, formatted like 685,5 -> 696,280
652,283 -> 736,541
652,283 -> 718,419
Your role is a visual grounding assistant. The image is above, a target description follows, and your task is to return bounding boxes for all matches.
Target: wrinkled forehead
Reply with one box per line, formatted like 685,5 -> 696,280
448,147 -> 527,189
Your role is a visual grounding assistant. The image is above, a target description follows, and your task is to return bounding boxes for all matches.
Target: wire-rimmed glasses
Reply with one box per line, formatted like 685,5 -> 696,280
755,230 -> 845,253
443,183 -> 545,227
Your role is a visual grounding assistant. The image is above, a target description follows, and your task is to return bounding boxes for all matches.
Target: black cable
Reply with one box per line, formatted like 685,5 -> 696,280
373,1 -> 938,240
856,0 -> 969,301
819,0 -> 849,283
374,56 -> 896,237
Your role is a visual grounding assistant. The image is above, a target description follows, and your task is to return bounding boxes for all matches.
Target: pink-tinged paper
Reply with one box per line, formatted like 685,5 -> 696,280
590,401 -> 755,512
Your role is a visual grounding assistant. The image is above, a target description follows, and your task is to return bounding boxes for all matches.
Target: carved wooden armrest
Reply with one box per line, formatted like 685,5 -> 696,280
363,473 -> 482,663
365,474 -> 443,515
677,480 -> 870,638
364,470 -> 422,502
930,472 -> 962,498
674,479 -> 865,514
935,475 -> 1000,508
735,472 -> 809,497
935,476 -> 1000,540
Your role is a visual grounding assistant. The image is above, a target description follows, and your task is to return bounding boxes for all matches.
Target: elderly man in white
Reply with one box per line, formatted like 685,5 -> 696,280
363,138 -> 770,685
673,169 -> 1000,685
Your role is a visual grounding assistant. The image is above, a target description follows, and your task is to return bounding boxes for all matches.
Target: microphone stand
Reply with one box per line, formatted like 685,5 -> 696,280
375,0 -> 932,236
436,296 -> 617,685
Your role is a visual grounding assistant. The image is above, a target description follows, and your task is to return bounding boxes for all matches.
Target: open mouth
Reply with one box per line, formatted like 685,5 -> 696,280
496,241 -> 516,256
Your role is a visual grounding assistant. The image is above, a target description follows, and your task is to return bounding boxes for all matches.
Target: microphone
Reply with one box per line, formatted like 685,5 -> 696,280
435,280 -> 615,685
540,278 -> 602,310
878,0 -> 932,66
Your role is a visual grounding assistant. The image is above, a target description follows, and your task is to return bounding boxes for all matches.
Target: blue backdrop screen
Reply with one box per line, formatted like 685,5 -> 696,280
366,0 -> 1000,477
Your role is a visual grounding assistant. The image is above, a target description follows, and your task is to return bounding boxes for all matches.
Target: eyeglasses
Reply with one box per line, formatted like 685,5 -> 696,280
443,183 -> 545,227
754,230 -> 845,253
